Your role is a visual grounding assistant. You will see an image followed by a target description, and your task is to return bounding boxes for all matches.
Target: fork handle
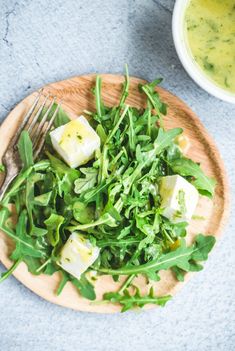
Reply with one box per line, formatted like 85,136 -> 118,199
0,172 -> 17,202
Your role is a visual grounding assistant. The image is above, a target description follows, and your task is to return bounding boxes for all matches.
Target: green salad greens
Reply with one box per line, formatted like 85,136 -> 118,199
0,66 -> 216,312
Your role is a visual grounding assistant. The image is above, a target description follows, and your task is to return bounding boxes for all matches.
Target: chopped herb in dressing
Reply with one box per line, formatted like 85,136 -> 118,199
177,189 -> 186,215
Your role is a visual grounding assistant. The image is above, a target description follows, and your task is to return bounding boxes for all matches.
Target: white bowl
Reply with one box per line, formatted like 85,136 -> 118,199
172,0 -> 235,104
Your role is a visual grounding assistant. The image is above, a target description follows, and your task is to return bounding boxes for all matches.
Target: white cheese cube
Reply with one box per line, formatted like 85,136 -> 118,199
50,116 -> 100,168
159,175 -> 199,223
58,232 -> 100,280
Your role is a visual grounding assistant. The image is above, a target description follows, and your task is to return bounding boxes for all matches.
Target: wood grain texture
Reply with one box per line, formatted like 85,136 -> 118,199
0,74 -> 230,313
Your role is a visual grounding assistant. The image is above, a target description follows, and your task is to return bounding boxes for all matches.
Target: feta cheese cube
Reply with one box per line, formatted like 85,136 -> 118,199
159,175 -> 199,223
50,116 -> 100,168
58,232 -> 100,280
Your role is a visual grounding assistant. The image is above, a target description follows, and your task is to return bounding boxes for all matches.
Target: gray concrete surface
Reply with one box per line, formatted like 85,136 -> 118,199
0,1 -> 234,350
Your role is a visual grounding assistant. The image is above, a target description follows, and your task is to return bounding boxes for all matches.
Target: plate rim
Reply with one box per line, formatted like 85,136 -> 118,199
0,73 -> 230,313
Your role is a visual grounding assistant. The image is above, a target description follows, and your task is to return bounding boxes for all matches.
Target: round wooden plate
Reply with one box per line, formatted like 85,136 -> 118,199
0,74 -> 230,313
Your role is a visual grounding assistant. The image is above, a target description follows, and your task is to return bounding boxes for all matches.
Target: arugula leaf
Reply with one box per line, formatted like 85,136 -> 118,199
171,222 -> 187,238
119,64 -> 130,108
136,216 -> 155,250
44,261 -> 59,275
10,211 -> 45,260
104,286 -> 171,312
0,259 -> 22,283
34,191 -> 52,206
44,213 -> 64,246
72,274 -> 96,300
171,266 -> 185,282
1,167 -> 33,205
25,172 -> 41,230
46,152 -> 80,194
31,226 -> 48,237
96,124 -> 107,145
73,201 -> 95,224
39,103 -> 70,128
18,131 -> 34,169
69,211 -> 119,231
74,168 -> 97,194
171,234 -> 211,281
191,234 -> 215,261
23,256 -> 44,275
0,205 -> 11,227
57,271 -> 70,296
95,76 -> 105,118
105,105 -> 129,144
140,79 -> 167,116
98,234 -> 216,275
54,105 -> 70,128
169,158 -> 216,198
127,108 -> 136,153
153,128 -> 183,155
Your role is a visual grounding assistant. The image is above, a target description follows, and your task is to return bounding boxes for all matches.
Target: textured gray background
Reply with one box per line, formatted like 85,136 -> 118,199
0,1 -> 234,350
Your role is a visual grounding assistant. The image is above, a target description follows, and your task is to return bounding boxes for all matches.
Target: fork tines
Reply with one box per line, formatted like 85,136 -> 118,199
12,91 -> 61,159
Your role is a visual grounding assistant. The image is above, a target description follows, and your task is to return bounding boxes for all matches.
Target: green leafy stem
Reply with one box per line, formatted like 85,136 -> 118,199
98,234 -> 216,276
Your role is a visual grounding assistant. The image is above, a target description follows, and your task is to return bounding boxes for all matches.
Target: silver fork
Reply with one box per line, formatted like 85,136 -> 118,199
0,91 -> 61,201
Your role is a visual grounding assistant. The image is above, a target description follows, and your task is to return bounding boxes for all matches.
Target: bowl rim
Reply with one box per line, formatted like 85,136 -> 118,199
172,0 -> 235,104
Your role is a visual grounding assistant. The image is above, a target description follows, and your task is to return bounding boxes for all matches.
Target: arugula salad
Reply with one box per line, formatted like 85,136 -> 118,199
0,67 -> 216,312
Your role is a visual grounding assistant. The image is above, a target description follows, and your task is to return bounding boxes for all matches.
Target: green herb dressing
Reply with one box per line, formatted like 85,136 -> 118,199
185,0 -> 235,93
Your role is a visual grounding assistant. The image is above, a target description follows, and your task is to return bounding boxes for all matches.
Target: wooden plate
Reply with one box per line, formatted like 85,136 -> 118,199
0,75 -> 230,313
